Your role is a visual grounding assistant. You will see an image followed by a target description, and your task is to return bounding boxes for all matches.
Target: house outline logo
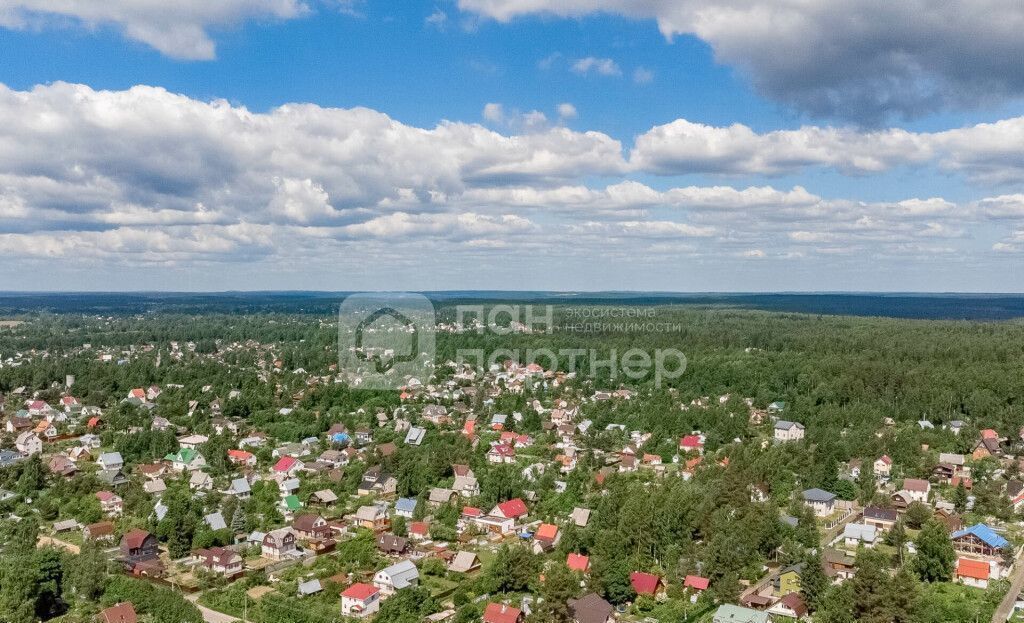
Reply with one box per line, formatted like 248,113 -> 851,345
338,292 -> 436,390
353,306 -> 419,373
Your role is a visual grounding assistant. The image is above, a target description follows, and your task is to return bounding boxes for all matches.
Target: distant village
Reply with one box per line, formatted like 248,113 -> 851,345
2,328 -> 1024,623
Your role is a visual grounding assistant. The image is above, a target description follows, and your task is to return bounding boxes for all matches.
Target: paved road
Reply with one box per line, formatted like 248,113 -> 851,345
992,550 -> 1024,623
186,592 -> 240,623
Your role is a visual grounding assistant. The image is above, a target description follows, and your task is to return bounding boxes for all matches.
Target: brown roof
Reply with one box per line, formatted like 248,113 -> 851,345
569,593 -> 613,623
780,592 -> 809,617
376,533 -> 408,553
100,602 -> 138,623
292,514 -> 325,532
85,521 -> 115,538
122,528 -> 152,549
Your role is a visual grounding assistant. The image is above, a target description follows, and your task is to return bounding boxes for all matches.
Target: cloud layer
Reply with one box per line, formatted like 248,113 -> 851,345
0,82 -> 1023,290
459,0 -> 1024,122
0,0 -> 308,59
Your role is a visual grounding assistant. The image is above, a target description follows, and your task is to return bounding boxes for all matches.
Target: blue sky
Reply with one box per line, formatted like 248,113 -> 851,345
0,1 -> 1023,291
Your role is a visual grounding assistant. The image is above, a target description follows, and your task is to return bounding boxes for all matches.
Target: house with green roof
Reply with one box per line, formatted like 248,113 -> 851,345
164,448 -> 207,472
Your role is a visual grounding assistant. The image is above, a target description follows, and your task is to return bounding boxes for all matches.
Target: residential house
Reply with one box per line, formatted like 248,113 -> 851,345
100,602 -> 138,623
165,448 -> 206,472
376,533 -> 408,556
773,421 -> 805,442
177,434 -> 208,450
445,551 -> 479,573
823,549 -> 856,583
802,488 -> 837,517
863,507 -> 898,532
533,523 -> 560,553
225,478 -> 252,499
767,593 -> 809,620
195,547 -> 243,577
774,564 -> 803,597
96,491 -> 124,516
483,603 -> 523,623
901,478 -> 931,503
394,497 -> 417,518
487,443 -> 517,464
951,524 -> 1009,559
309,489 -> 339,507
97,452 -> 124,471
354,505 -> 389,532
293,514 -> 331,540
190,471 -> 214,491
630,571 -> 663,597
955,558 -> 992,589
272,456 -> 304,477
973,429 -> 1002,460
120,529 -> 159,563
712,605 -> 768,623
429,487 -> 457,507
298,579 -> 322,597
373,559 -> 419,596
841,523 -> 877,548
227,449 -> 256,467
873,455 -> 892,478
568,593 -> 613,623
84,521 -> 116,542
404,426 -> 426,446
262,528 -> 298,560
341,583 -> 381,617
678,435 -> 704,454
453,474 -> 480,497
683,575 -> 710,603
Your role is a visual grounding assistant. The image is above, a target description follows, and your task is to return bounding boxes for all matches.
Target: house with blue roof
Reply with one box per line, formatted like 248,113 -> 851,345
395,497 -> 417,518
951,524 -> 1009,558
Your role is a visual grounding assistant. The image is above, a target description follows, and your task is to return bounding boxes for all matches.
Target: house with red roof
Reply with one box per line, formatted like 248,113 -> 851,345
483,603 -> 523,623
228,449 -> 256,466
408,521 -> 429,540
630,571 -> 663,597
491,498 -> 528,519
873,455 -> 893,478
683,575 -> 709,602
533,523 -> 560,553
567,553 -> 590,572
96,491 -> 124,516
462,499 -> 527,535
679,435 -> 704,454
100,602 -> 138,623
272,456 -> 303,476
341,583 -> 381,617
956,558 -> 992,589
487,443 -> 517,464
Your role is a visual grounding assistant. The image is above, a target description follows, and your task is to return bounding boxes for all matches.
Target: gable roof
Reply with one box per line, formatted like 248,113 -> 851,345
630,571 -> 661,595
956,558 -> 990,580
952,524 -> 1009,549
684,575 -> 710,590
568,593 -> 612,623
341,582 -> 379,600
567,553 -> 590,572
100,602 -> 138,623
483,603 -> 521,623
494,498 -> 528,518
378,559 -> 418,589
